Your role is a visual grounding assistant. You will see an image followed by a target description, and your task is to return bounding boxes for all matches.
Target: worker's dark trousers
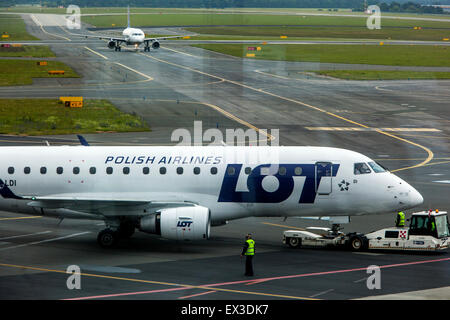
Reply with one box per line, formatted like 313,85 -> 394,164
245,255 -> 254,276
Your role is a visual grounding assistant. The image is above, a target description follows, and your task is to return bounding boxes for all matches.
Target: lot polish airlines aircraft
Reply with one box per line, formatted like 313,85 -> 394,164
81,6 -> 185,52
0,146 -> 423,247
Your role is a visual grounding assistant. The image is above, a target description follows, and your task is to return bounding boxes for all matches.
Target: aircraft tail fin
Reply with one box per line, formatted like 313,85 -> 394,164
127,5 -> 130,28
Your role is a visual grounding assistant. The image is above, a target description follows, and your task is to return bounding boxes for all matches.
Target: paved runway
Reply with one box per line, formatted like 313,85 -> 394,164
0,16 -> 449,300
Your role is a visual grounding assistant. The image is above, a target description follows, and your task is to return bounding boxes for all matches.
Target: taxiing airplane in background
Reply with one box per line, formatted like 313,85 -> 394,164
0,146 -> 423,247
80,6 -> 186,52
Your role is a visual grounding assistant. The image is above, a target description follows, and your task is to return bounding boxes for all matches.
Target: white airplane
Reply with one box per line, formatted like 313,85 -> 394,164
81,6 -> 185,52
0,146 -> 423,247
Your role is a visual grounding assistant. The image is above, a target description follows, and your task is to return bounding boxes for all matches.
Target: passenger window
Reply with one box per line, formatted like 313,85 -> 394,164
24,167 -> 30,174
354,163 -> 371,175
294,167 -> 302,175
193,167 -> 200,175
56,167 -> 63,175
106,167 -> 113,175
227,166 -> 235,175
40,167 -> 47,174
8,167 -> 14,174
90,167 -> 96,174
177,167 -> 183,175
160,167 -> 166,175
123,167 -> 130,175
143,167 -> 149,175
244,167 -> 252,175
73,167 -> 80,175
278,166 -> 287,176
211,167 -> 218,175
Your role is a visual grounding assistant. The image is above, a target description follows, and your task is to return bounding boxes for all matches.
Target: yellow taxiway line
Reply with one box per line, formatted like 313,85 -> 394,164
138,52 -> 434,173
0,216 -> 42,221
0,262 -> 318,300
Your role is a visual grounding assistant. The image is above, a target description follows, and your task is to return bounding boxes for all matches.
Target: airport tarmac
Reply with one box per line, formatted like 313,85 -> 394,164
0,16 -> 449,300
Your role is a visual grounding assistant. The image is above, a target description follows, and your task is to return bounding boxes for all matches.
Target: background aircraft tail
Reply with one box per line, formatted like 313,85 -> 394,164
127,5 -> 130,28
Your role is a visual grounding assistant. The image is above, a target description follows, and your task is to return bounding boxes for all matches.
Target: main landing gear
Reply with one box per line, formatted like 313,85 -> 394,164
114,46 -> 121,52
144,45 -> 150,52
97,222 -> 135,248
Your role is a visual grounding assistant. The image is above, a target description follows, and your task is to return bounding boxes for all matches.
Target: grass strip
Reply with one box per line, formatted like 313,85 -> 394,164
0,60 -> 79,86
0,99 -> 150,135
192,43 -> 450,67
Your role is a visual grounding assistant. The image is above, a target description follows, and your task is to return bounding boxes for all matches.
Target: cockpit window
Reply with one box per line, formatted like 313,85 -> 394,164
368,161 -> 386,173
354,163 -> 371,175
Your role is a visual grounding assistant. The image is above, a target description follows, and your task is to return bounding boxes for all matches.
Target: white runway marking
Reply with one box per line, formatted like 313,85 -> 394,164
309,289 -> 334,298
433,180 -> 450,184
353,252 -> 384,256
0,232 -> 90,251
0,231 -> 51,241
353,277 -> 368,283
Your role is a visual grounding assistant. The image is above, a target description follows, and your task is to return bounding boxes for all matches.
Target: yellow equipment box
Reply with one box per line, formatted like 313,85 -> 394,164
48,70 -> 65,75
60,97 -> 83,108
37,61 -> 48,66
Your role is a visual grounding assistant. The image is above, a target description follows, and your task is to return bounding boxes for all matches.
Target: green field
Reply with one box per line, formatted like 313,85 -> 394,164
0,99 -> 150,135
310,70 -> 450,80
0,60 -> 79,86
192,43 -> 450,67
0,14 -> 38,41
2,7 -> 450,20
81,13 -> 450,29
186,26 -> 450,41
0,45 -> 55,57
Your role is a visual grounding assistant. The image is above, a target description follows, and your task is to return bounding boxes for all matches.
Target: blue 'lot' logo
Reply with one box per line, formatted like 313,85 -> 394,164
218,163 -> 339,204
177,221 -> 193,228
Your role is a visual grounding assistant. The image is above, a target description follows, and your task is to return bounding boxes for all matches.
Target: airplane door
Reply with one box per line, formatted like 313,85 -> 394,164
315,162 -> 333,195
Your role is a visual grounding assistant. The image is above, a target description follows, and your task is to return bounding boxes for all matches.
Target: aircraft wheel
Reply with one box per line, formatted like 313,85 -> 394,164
349,235 -> 365,251
97,229 -> 118,248
288,237 -> 301,248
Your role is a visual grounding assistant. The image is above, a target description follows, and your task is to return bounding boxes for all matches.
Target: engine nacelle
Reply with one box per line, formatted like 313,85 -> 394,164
107,41 -> 116,49
152,41 -> 160,49
139,206 -> 210,240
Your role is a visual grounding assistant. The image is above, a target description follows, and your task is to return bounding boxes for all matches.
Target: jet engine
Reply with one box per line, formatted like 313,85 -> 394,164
107,41 -> 116,49
152,41 -> 160,49
139,206 -> 210,240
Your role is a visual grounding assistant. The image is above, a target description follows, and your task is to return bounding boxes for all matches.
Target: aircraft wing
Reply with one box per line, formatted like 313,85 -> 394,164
26,197 -> 197,216
144,35 -> 188,41
80,33 -> 126,42
0,179 -> 196,216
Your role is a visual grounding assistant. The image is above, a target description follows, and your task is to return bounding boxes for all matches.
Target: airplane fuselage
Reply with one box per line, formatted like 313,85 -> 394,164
0,146 -> 423,225
122,27 -> 145,46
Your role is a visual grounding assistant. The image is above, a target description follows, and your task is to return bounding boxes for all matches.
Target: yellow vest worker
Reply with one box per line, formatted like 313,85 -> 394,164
396,211 -> 405,227
245,239 -> 255,255
241,234 -> 255,276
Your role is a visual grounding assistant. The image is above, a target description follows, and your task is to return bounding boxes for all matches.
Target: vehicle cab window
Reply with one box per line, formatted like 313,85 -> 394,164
354,162 -> 371,175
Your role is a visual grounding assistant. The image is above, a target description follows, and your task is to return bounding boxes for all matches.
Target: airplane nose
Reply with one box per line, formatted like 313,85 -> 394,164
410,187 -> 424,207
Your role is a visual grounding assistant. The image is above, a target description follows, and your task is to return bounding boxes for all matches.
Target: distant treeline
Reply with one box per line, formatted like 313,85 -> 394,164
3,0 -> 447,13
354,1 -> 445,13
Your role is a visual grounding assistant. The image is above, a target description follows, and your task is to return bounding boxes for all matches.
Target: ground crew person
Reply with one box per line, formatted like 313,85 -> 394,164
430,219 -> 436,237
396,211 -> 405,227
240,234 -> 255,276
